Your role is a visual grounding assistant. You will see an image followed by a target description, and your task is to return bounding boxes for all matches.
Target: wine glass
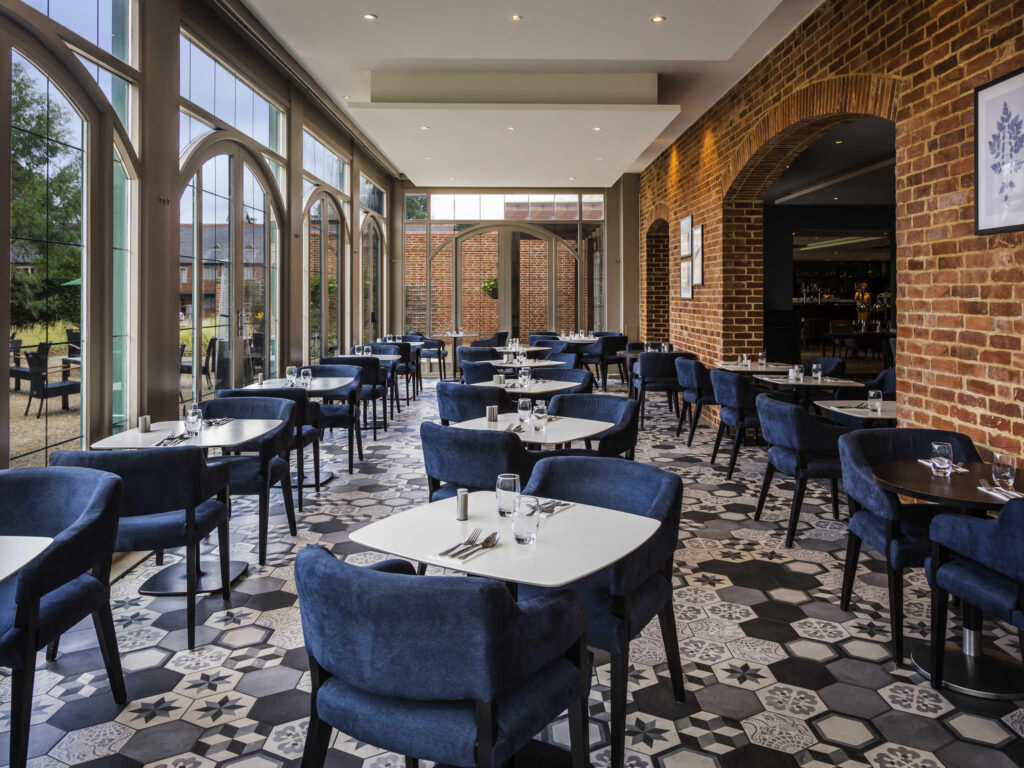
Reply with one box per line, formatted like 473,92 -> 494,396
992,452 -> 1016,491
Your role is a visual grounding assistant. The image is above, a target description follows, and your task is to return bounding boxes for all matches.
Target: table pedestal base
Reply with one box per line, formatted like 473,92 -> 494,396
911,640 -> 1024,700
139,559 -> 249,597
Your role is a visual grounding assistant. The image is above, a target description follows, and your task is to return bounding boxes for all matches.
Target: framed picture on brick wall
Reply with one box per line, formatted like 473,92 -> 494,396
976,66 -> 1024,234
679,216 -> 692,256
692,225 -> 704,285
680,258 -> 693,300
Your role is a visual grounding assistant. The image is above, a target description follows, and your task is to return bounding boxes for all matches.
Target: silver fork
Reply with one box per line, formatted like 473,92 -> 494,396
439,527 -> 482,557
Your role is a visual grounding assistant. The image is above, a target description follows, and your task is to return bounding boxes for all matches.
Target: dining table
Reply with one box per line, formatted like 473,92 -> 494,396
872,459 -> 1024,699
472,378 -> 580,399
452,412 -> 615,447
0,536 -> 53,583
487,358 -> 566,370
718,361 -> 792,374
754,373 -> 864,390
814,398 -> 898,424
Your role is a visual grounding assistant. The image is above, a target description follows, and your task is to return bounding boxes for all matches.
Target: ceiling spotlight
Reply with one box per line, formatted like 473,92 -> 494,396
362,12 -> 377,20
343,95 -> 350,100
592,126 -> 602,131
833,196 -> 839,200
569,176 -> 575,180
651,15 -> 666,23
507,126 -> 515,131
424,156 -> 432,160
510,14 -> 523,21
596,156 -> 604,161
834,140 -> 843,144
449,176 -> 455,181
419,125 -> 430,130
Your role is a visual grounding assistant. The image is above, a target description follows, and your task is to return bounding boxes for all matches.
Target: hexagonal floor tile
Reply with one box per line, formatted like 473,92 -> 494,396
878,682 -> 953,718
712,659 -> 776,691
810,712 -> 882,750
741,711 -> 816,754
115,692 -> 190,729
677,711 -> 748,755
182,691 -> 256,727
943,711 -> 1014,748
756,683 -> 826,720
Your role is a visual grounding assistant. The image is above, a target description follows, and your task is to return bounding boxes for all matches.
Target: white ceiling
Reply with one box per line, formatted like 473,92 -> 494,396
242,0 -> 824,187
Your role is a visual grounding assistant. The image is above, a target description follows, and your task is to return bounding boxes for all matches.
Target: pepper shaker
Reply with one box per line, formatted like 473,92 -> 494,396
456,488 -> 469,521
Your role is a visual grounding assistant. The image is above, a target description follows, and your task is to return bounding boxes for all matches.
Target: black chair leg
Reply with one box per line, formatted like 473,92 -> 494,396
217,522 -> 231,601
725,427 -> 744,479
312,438 -> 321,490
829,477 -> 840,519
754,464 -> 775,520
303,663 -> 332,768
45,637 -> 59,662
887,561 -> 905,664
675,402 -> 687,437
609,649 -> 628,768
186,539 -> 198,650
658,599 -> 686,703
567,681 -> 588,768
281,472 -> 298,536
355,421 -> 364,461
687,402 -> 703,447
839,533 -> 862,611
784,474 -> 807,548
10,634 -> 36,768
710,422 -> 726,464
372,398 -> 378,441
405,758 -> 419,768
258,484 -> 269,566
93,602 -> 126,704
930,579 -> 949,690
347,422 -> 354,474
638,388 -> 646,429
295,446 -> 304,513
24,393 -> 32,417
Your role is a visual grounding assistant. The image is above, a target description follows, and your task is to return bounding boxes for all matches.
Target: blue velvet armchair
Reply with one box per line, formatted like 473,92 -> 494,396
470,330 -> 509,347
838,428 -> 980,663
52,446 -> 231,649
355,345 -> 402,417
754,394 -> 852,547
199,396 -> 297,565
322,356 -> 388,438
0,467 -> 125,768
532,367 -> 594,394
675,358 -> 717,446
543,350 -> 580,368
436,381 -> 515,425
461,359 -> 496,385
709,368 -> 767,479
295,546 -> 590,768
581,335 -> 628,390
308,363 -> 365,474
518,457 -> 684,768
418,338 -> 448,381
928,499 -> 1024,690
528,332 -> 559,345
830,368 -> 896,428
548,393 -> 639,459
632,352 -> 692,428
533,338 -> 570,354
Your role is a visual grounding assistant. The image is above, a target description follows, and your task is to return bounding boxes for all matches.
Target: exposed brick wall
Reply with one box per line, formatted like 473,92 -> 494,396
639,0 -> 1024,455
642,219 -> 670,341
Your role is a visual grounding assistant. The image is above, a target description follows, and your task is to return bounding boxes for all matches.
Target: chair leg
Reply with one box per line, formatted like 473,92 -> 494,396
347,421 -> 354,474
295,445 -> 304,513
930,558 -> 949,690
638,387 -> 646,429
258,483 -> 270,566
887,561 -> 905,665
93,602 -> 127,704
372,398 -> 378,441
829,477 -> 840,520
216,522 -> 232,601
10,636 -> 37,768
405,758 -> 419,768
567,678 -> 589,768
45,637 -> 59,662
784,474 -> 807,548
675,401 -> 687,437
725,426 -> 744,479
754,464 -> 775,520
303,661 -> 332,768
312,438 -> 321,491
658,599 -> 686,703
186,534 -> 198,650
609,649 -> 628,768
24,392 -> 32,417
839,532 -> 862,611
281,472 -> 298,536
687,403 -> 703,447
355,420 -> 364,461
710,422 -> 726,464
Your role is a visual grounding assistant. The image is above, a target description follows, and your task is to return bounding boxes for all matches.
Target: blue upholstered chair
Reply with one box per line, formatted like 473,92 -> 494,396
436,382 -> 515,425
838,428 -> 981,663
461,359 -> 496,385
199,396 -> 297,565
323,355 -> 388,438
754,394 -> 852,547
52,447 -> 230,649
928,499 -> 1024,690
548,393 -> 639,459
420,421 -> 557,501
543,350 -> 579,368
709,368 -> 767,479
456,345 -> 498,368
356,344 -> 402,417
675,358 -> 717,446
0,467 -> 126,768
581,335 -> 628,390
632,352 -> 691,428
518,457 -> 685,768
418,338 -> 448,380
804,356 -> 845,377
470,331 -> 509,348
308,363 -> 364,475
532,368 -> 594,394
528,332 -> 559,345
830,368 -> 896,428
533,338 -> 570,354
390,341 -> 417,405
295,547 -> 589,768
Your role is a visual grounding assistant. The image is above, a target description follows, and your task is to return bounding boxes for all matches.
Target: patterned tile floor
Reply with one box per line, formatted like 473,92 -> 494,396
3,377 -> 1024,768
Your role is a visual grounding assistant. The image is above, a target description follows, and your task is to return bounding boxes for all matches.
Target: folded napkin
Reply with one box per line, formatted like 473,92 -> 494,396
917,458 -> 968,473
978,485 -> 1024,500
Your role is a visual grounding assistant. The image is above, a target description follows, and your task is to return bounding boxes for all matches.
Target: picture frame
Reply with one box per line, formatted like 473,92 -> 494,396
691,225 -> 703,285
975,64 -> 1024,234
679,215 -> 692,257
680,258 -> 693,300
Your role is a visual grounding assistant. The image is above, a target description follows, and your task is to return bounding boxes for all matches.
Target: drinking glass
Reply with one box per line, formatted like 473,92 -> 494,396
496,473 -> 520,518
788,365 -> 797,380
520,367 -> 531,386
184,406 -> 203,438
531,402 -> 547,432
795,366 -> 804,382
518,397 -> 532,423
285,365 -> 297,385
661,343 -> 670,353
867,389 -> 883,413
513,495 -> 540,544
300,368 -> 312,387
931,441 -> 953,477
354,345 -> 363,356
758,351 -> 767,367
812,362 -> 822,379
992,452 -> 1016,491
740,353 -> 750,367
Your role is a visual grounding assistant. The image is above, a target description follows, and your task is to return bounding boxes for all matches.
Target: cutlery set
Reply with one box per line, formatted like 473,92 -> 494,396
156,433 -> 187,446
438,528 -> 500,559
979,479 -> 1023,499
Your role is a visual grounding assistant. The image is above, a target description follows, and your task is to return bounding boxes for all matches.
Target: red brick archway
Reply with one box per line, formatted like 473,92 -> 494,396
642,219 -> 670,342
719,74 -> 901,357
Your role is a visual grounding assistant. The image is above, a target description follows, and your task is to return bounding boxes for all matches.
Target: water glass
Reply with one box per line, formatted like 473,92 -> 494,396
300,368 -> 312,387
519,367 -> 531,387
787,365 -> 797,380
795,366 -> 805,382
531,402 -> 547,432
354,345 -> 363,356
758,351 -> 767,367
513,495 -> 541,544
867,389 -> 883,413
740,353 -> 750,367
661,343 -> 670,353
812,362 -> 822,379
992,452 -> 1016,491
285,365 -> 297,385
518,398 -> 532,423
931,441 -> 953,477
184,406 -> 203,438
496,473 -> 520,518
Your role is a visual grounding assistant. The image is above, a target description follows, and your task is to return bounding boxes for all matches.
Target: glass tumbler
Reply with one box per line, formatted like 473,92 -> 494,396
300,368 -> 312,387
532,402 -> 547,433
812,363 -> 822,379
285,365 -> 297,385
867,389 -> 883,413
992,452 -> 1016,491
495,473 -> 520,518
518,398 -> 532,423
184,406 -> 203,438
514,495 -> 540,544
930,442 -> 953,477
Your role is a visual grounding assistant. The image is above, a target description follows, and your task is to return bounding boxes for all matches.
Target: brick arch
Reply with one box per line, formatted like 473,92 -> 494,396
642,219 -> 670,341
719,74 -> 901,357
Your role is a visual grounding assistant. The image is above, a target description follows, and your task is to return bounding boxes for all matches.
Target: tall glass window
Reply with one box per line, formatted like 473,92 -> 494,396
112,152 -> 129,432
302,130 -> 349,191
307,199 -> 322,361
361,217 -> 383,342
200,155 -> 232,394
305,195 -> 344,362
26,0 -> 131,63
360,175 -> 385,216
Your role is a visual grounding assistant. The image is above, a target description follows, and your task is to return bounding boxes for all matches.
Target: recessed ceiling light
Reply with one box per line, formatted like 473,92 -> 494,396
510,14 -> 523,21
833,196 -> 839,200
569,176 -> 575,180
596,156 -> 604,161
592,126 -> 602,131
343,95 -> 350,100
363,12 -> 377,20
449,176 -> 455,181
834,140 -> 843,144
507,126 -> 515,131
424,156 -> 431,160
651,15 -> 666,23
419,125 -> 430,130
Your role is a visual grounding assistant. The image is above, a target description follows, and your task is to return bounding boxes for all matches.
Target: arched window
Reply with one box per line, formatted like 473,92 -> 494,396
361,214 -> 385,342
304,190 -> 347,362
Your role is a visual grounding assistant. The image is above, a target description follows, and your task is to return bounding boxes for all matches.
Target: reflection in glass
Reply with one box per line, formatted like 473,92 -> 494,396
200,155 -> 231,397
361,218 -> 384,342
112,152 -> 130,432
308,199 -> 323,361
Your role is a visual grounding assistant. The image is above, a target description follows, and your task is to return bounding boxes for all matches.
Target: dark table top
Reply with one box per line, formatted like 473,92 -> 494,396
872,460 -> 1023,511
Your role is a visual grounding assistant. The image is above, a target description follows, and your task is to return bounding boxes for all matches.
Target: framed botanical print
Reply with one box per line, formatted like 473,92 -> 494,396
680,258 -> 693,300
976,65 -> 1024,234
679,216 -> 692,257
692,225 -> 703,285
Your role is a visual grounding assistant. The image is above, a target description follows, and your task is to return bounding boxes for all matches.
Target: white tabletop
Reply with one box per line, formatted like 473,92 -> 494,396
558,336 -> 598,344
495,346 -> 546,354
90,419 -> 283,450
0,536 -> 52,583
407,341 -> 425,347
719,362 -> 792,373
815,399 -> 898,420
249,377 -> 354,394
372,354 -> 402,362
754,374 -> 864,389
452,412 -> 615,445
350,492 -> 659,588
433,332 -> 478,339
487,358 -> 566,369
472,379 -> 579,396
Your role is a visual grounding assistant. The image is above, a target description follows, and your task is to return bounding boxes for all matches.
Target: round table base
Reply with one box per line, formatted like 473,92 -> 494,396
139,559 -> 249,597
911,641 -> 1024,700
290,469 -> 334,489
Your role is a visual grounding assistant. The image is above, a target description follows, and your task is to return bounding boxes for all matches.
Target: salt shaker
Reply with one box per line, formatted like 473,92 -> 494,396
138,415 -> 151,433
486,405 -> 499,422
456,488 -> 469,521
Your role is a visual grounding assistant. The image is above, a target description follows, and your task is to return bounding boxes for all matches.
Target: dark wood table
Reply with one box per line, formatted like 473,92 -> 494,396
872,459 -> 1024,699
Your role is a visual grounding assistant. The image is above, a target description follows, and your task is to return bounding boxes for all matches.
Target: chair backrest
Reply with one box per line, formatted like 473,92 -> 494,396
217,387 -> 310,428
436,382 -> 514,424
305,363 -> 364,403
199,396 -> 295,463
391,341 -> 412,364
675,357 -> 713,394
66,328 -> 81,356
637,351 -> 688,380
402,333 -> 424,341
460,359 -> 495,384
601,335 -> 628,356
0,466 -> 121,610
419,338 -> 444,353
626,342 -> 645,351
420,421 -> 532,493
51,446 -> 209,517
594,331 -> 622,337
710,368 -> 756,410
295,545 -> 521,701
204,336 -> 218,371
321,355 -> 384,385
839,428 -> 981,520
10,337 -> 21,363
868,367 -> 896,394
534,339 -> 569,353
24,350 -> 48,394
544,351 -> 579,368
805,356 -> 845,377
532,367 -> 594,393
756,393 -> 838,452
456,346 -> 498,368
528,332 -> 559,345
548,394 -> 638,456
